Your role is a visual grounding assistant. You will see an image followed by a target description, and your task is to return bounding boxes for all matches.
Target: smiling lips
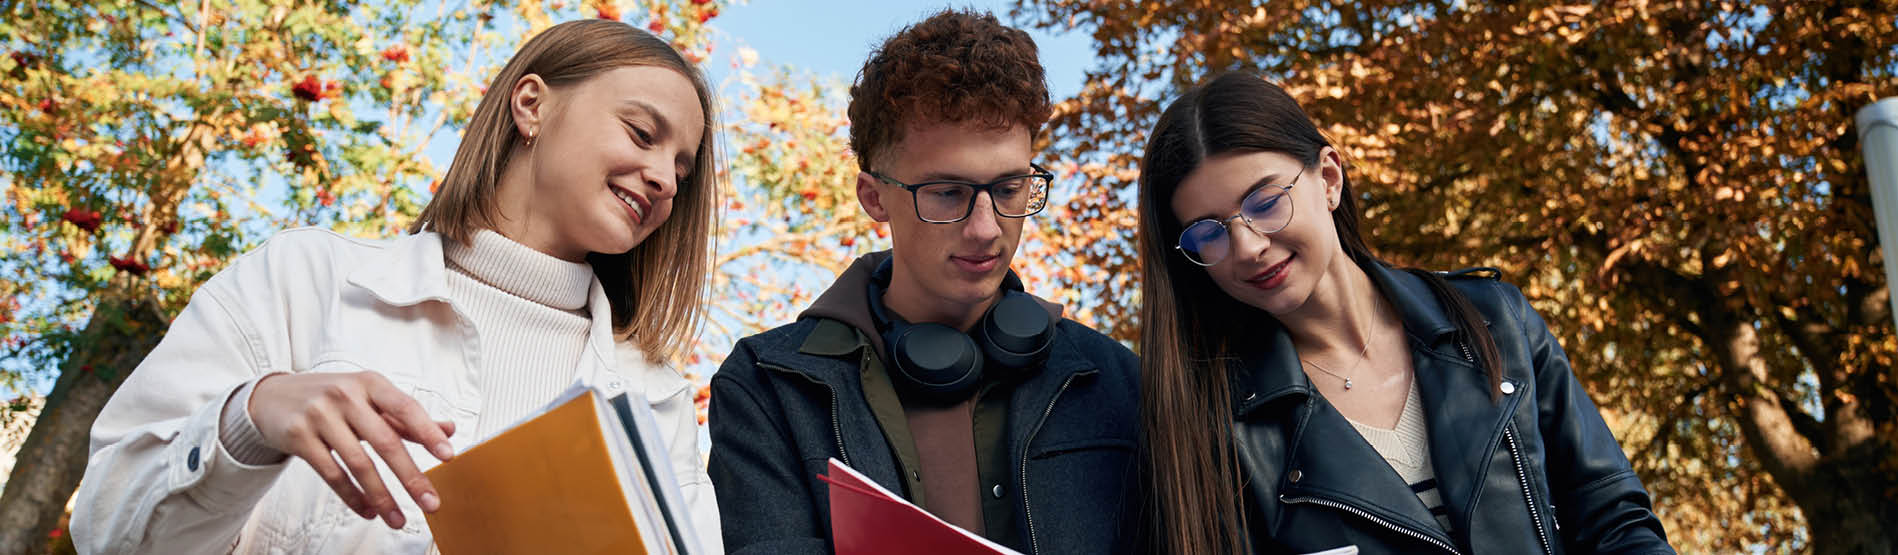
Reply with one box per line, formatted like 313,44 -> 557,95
1247,253 -> 1295,289
610,185 -> 648,224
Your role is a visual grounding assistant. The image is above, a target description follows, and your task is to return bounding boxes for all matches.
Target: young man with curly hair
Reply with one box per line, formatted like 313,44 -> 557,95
707,9 -> 1140,554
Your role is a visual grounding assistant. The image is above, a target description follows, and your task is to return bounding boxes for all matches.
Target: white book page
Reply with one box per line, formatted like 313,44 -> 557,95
614,391 -> 704,555
597,393 -> 674,555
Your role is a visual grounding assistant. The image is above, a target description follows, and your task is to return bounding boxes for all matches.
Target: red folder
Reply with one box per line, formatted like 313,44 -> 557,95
820,458 -> 1023,555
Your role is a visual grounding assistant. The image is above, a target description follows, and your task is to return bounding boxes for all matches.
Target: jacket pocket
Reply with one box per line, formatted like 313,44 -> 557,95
307,358 -> 470,419
1028,437 -> 1135,460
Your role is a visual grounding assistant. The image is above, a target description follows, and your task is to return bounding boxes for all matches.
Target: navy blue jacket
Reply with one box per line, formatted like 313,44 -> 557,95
1235,263 -> 1673,554
708,256 -> 1141,555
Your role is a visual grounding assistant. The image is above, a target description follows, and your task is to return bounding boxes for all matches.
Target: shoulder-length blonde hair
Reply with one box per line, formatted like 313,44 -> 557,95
411,19 -> 722,365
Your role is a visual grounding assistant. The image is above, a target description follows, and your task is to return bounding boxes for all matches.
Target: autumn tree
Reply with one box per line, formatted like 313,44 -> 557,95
0,1 -> 726,552
1013,0 -> 1897,552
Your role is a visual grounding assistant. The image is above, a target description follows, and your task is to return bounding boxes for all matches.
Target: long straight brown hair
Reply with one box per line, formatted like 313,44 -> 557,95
410,20 -> 722,364
1135,71 -> 1503,553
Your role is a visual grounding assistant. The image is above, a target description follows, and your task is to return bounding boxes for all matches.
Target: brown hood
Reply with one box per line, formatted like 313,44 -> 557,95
797,249 -> 1065,361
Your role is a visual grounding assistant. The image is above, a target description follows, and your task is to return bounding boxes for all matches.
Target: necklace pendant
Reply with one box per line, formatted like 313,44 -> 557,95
1343,379 -> 1354,390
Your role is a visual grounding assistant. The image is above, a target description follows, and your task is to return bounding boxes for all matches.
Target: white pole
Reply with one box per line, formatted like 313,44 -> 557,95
1858,97 -> 1898,332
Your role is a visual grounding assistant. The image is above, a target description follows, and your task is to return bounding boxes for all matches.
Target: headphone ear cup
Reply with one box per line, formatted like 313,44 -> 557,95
978,291 -> 1055,372
887,323 -> 985,403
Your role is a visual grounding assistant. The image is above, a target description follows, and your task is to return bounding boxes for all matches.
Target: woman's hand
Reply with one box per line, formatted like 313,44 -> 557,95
248,371 -> 457,529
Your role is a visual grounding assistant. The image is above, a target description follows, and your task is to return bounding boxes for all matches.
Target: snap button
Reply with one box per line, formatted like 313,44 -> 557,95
1500,381 -> 1517,395
1288,469 -> 1302,483
910,470 -> 920,482
187,446 -> 201,472
1244,393 -> 1257,401
991,485 -> 1003,499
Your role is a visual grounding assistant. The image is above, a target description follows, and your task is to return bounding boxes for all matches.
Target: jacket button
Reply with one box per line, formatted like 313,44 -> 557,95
1500,381 -> 1517,395
187,446 -> 201,472
1288,469 -> 1302,483
910,470 -> 921,482
991,485 -> 1004,499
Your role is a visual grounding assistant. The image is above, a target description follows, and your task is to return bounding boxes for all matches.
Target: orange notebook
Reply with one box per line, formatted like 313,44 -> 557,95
821,458 -> 1023,555
423,385 -> 701,555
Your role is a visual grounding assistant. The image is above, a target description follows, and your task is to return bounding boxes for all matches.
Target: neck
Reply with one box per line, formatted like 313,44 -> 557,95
491,148 -> 587,262
1278,252 -> 1386,357
883,266 -> 998,333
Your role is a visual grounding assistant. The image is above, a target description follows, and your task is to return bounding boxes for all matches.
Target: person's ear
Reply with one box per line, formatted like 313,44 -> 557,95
1318,146 -> 1346,211
858,171 -> 891,223
510,74 -> 551,143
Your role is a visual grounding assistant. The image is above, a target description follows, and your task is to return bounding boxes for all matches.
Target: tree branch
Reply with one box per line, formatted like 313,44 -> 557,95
1632,375 -> 1719,465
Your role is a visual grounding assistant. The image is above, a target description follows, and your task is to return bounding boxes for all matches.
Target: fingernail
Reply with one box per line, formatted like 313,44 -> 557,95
384,509 -> 404,528
433,443 -> 454,461
419,491 -> 441,512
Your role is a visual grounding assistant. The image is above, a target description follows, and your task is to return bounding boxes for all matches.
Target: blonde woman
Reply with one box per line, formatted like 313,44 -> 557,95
72,20 -> 724,554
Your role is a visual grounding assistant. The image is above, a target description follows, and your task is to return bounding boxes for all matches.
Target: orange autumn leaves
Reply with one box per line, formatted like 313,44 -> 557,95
1012,0 -> 1898,550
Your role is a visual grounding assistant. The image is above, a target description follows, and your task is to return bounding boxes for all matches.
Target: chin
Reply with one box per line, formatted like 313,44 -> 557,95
937,277 -> 999,306
586,231 -> 645,257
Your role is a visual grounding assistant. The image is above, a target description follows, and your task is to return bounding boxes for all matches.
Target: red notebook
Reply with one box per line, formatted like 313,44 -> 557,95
820,458 -> 1023,555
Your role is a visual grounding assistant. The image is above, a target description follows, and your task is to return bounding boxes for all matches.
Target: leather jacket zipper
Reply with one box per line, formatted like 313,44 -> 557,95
759,362 -> 850,467
1021,370 -> 1091,555
1279,495 -> 1464,555
1505,425 -> 1553,554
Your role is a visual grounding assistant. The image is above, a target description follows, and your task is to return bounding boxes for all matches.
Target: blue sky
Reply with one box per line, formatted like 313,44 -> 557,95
419,0 -> 1099,187
700,0 -> 1096,101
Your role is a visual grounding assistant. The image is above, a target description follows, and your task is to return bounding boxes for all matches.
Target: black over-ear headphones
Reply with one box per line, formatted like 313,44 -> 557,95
865,258 -> 1056,404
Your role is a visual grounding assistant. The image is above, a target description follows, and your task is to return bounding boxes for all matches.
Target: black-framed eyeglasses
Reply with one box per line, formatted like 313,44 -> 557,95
867,163 -> 1053,224
1175,166 -> 1303,266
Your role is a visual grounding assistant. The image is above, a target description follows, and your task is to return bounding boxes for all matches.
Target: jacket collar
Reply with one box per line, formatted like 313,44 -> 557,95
1364,261 -> 1463,342
345,231 -> 621,383
345,232 -> 455,307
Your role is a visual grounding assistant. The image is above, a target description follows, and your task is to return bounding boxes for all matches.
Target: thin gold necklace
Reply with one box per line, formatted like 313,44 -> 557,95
1300,309 -> 1376,391
1302,354 -> 1366,390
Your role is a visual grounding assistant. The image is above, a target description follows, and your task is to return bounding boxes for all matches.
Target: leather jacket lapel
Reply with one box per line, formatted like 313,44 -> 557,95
1279,391 -> 1457,545
1410,337 -> 1524,539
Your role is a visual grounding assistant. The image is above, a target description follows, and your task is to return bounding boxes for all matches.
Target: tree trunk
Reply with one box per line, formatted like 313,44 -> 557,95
1706,313 -> 1898,555
1805,445 -> 1898,555
0,297 -> 165,555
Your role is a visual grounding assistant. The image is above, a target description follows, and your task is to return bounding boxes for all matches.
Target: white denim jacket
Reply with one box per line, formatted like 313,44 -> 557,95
72,229 -> 722,554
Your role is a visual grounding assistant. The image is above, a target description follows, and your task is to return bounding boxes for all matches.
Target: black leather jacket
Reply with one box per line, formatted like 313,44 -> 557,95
1232,263 -> 1674,554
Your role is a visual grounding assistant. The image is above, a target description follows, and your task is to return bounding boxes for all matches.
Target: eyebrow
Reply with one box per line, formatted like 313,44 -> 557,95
1187,172 -> 1286,223
912,166 -> 1036,184
620,100 -> 697,173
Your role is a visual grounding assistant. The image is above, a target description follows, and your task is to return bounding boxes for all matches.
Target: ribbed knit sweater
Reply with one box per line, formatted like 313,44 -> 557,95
1346,378 -> 1453,531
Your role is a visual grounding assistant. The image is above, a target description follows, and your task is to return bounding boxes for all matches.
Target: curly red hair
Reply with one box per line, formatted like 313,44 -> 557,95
847,9 -> 1052,171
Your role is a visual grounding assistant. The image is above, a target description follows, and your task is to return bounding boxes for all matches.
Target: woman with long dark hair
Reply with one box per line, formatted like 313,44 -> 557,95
1136,71 -> 1674,554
